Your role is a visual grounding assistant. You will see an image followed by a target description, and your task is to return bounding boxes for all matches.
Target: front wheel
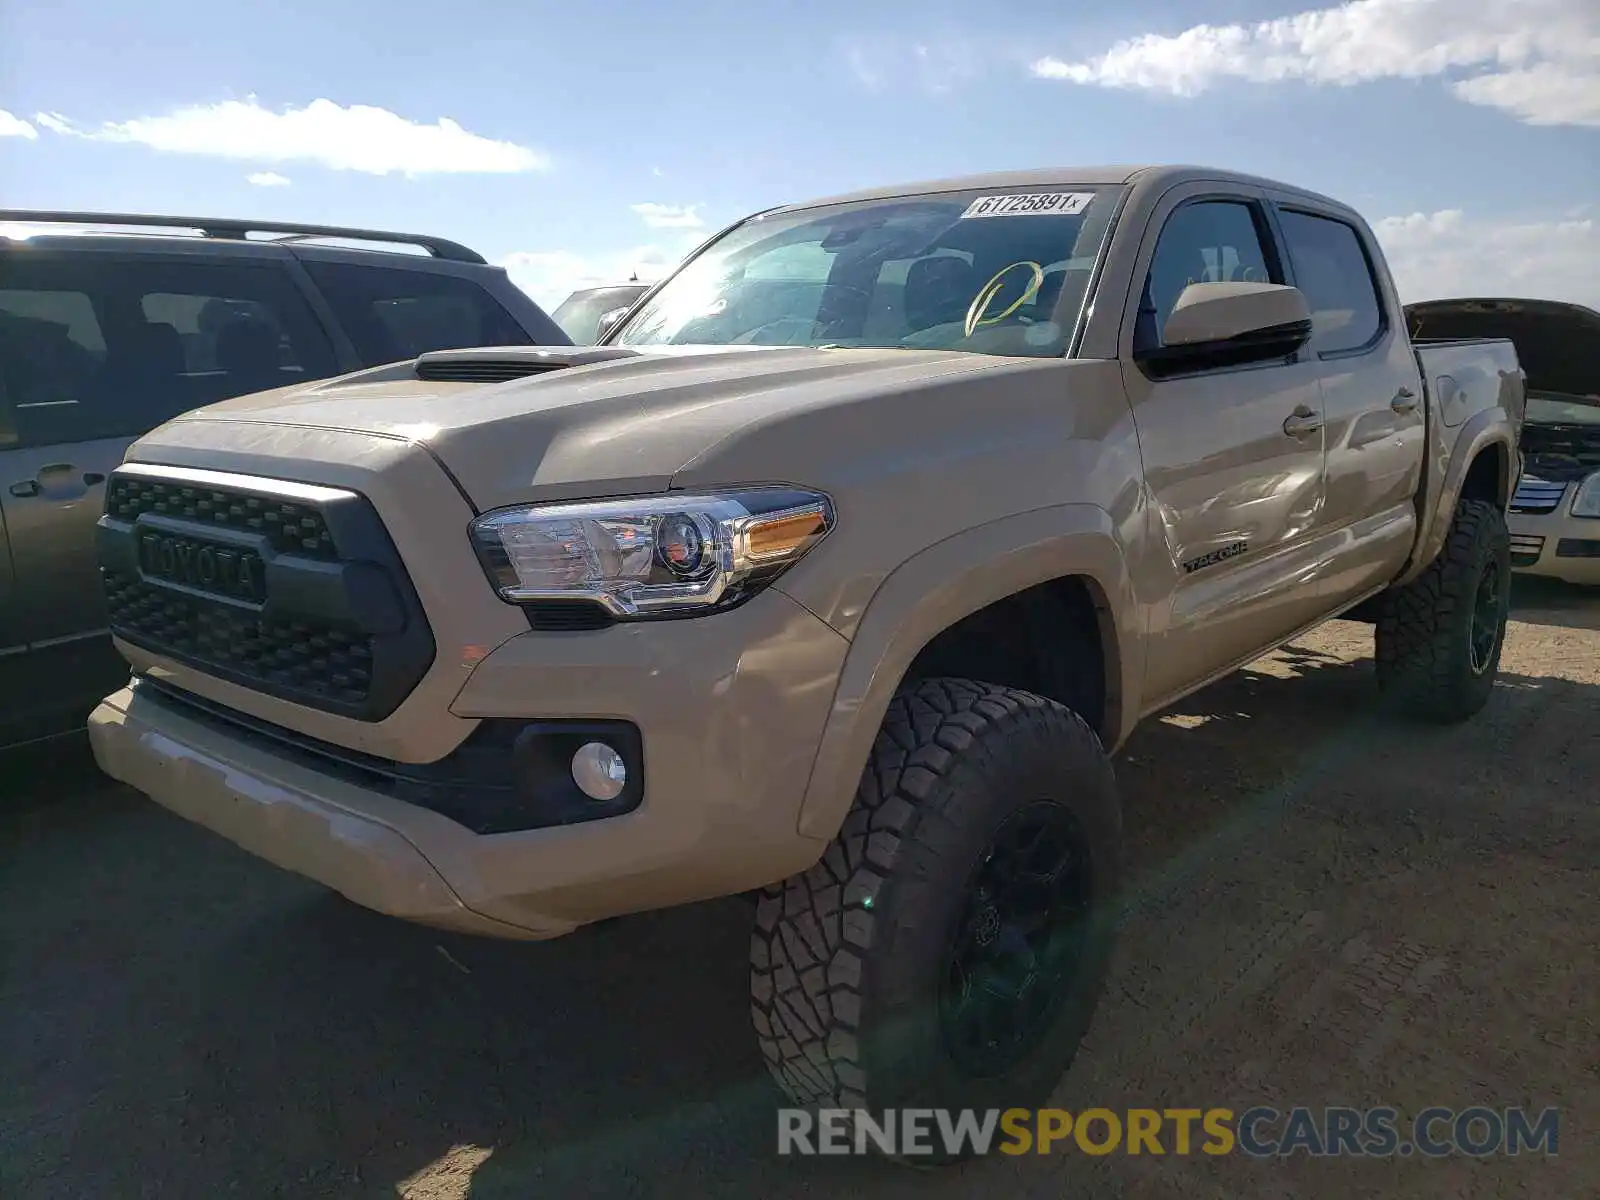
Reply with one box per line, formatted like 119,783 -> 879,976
749,678 -> 1121,1163
1375,498 -> 1511,723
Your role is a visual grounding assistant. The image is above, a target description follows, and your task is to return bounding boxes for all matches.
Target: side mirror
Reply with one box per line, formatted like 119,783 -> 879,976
1138,282 -> 1313,376
594,307 -> 629,341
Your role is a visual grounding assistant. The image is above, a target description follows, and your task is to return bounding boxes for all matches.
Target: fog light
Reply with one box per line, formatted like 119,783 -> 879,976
571,741 -> 628,801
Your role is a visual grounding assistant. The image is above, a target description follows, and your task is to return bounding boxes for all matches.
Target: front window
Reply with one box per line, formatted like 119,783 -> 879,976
611,186 -> 1121,359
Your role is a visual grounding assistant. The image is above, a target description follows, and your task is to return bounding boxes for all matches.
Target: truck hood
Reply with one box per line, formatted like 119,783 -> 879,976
1405,297 -> 1600,407
176,344 -> 1009,509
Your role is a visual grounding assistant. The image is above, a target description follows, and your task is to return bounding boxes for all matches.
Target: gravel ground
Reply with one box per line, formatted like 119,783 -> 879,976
2,578 -> 1596,1199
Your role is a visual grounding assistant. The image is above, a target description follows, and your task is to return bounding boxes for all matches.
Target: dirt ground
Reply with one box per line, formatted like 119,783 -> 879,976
2,578 -> 1596,1199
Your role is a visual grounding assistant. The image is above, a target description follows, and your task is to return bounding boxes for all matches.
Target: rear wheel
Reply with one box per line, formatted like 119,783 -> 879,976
749,678 -> 1121,1164
1375,498 -> 1511,722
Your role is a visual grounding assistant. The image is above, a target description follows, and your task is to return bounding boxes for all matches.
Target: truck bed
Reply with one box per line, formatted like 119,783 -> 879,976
1413,336 -> 1524,425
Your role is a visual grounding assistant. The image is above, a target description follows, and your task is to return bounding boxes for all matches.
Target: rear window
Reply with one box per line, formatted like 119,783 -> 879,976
1278,209 -> 1386,355
0,254 -> 337,448
298,260 -> 536,364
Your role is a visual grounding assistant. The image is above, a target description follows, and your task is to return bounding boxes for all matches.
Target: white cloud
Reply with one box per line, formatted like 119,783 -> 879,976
33,111 -> 73,135
1451,61 -> 1600,127
0,109 -> 37,139
33,97 -> 548,175
837,34 -> 983,95
630,202 -> 704,229
1374,209 -> 1600,308
1032,0 -> 1600,127
246,171 -> 291,187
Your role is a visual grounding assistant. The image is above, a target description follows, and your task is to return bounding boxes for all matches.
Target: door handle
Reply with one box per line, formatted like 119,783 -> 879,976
1391,387 -> 1419,414
1283,405 -> 1324,438
6,463 -> 101,498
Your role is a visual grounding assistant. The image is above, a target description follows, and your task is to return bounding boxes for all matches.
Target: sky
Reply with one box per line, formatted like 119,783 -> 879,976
1,0 -> 1597,313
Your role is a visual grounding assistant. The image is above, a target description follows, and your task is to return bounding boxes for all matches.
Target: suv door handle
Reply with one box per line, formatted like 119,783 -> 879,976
8,480 -> 41,498
1391,387 -> 1419,413
1283,405 -> 1324,438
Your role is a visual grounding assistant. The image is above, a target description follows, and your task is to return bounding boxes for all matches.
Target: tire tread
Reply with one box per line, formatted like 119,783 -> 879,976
749,677 -> 1106,1109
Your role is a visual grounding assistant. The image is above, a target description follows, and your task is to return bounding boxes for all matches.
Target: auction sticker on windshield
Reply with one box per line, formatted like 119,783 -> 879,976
960,192 -> 1094,219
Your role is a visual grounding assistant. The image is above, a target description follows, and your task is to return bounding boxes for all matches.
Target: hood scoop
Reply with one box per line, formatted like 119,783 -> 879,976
414,344 -> 642,384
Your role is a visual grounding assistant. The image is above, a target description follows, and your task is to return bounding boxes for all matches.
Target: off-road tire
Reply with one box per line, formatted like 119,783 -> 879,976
1375,498 -> 1511,723
750,677 -> 1121,1163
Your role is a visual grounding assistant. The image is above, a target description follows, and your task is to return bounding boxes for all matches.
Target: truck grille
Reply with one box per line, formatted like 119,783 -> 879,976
97,465 -> 435,722
1510,478 -> 1568,514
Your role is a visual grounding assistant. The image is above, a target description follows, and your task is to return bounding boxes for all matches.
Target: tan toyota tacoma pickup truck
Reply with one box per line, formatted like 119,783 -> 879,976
88,165 -> 1525,1149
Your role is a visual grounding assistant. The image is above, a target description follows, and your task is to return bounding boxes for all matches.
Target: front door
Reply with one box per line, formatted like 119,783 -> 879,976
1120,190 -> 1331,709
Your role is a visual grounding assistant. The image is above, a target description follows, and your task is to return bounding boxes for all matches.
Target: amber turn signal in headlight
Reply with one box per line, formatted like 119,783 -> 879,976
468,487 -> 835,620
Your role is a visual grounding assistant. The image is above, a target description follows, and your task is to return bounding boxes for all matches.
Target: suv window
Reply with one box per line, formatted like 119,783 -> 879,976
1277,209 -> 1385,355
0,255 -> 337,448
1138,200 -> 1277,350
298,260 -> 534,364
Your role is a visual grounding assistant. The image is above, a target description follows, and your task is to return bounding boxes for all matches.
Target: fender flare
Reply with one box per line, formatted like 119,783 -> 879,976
792,503 -> 1140,841
1400,410 -> 1517,586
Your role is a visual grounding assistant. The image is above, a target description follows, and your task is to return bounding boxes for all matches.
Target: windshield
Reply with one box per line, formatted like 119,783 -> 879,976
611,186 -> 1120,358
552,285 -> 649,344
1527,390 -> 1600,426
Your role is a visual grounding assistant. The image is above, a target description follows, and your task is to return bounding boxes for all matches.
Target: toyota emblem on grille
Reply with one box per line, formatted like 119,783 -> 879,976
138,532 -> 265,604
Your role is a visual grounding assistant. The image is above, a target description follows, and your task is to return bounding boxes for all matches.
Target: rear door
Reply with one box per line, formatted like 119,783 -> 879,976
1267,200 -> 1426,605
295,258 -> 545,365
0,246 -> 339,721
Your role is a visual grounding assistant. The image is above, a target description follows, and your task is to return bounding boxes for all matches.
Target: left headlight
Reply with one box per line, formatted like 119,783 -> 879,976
1571,471 -> 1600,519
469,487 -> 835,619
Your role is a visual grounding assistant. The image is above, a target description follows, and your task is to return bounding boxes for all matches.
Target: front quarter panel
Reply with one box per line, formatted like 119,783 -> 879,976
666,356 -> 1150,843
673,357 -> 1145,639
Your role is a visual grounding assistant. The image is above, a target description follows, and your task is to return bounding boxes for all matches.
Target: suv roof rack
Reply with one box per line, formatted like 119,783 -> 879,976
0,209 -> 488,265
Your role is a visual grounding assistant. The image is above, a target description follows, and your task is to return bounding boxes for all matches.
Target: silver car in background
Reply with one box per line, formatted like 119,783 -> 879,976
551,281 -> 651,344
1406,298 -> 1600,586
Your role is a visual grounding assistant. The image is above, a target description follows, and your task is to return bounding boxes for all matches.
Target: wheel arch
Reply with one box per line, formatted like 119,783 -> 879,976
792,504 -> 1140,841
1398,415 -> 1518,587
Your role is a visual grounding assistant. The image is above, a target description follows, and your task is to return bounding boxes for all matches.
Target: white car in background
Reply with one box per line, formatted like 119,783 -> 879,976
551,281 -> 652,344
1407,297 -> 1600,586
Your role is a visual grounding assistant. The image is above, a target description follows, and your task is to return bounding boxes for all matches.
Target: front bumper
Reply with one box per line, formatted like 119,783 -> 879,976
1508,500 -> 1600,586
90,588 -> 849,938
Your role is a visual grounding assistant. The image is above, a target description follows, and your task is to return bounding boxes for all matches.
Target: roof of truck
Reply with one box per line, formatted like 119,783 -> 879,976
772,164 -> 1352,216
